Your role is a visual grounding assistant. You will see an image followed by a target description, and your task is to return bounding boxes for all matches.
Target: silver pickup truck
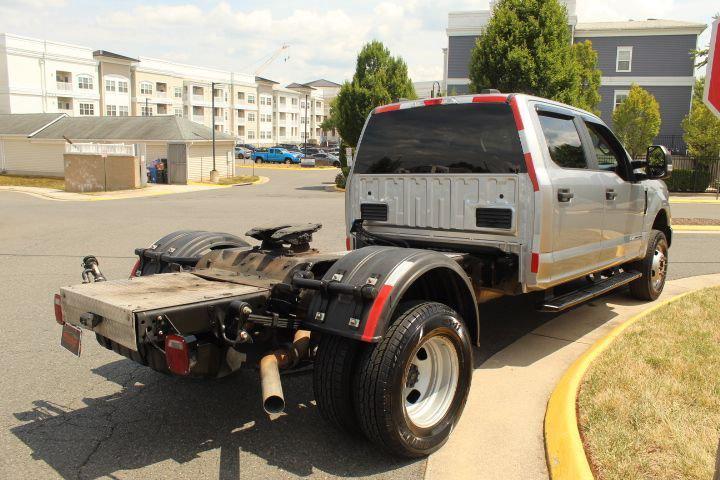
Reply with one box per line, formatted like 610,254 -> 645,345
54,93 -> 671,458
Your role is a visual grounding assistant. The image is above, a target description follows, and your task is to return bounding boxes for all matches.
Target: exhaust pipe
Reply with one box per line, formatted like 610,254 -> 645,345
259,330 -> 312,415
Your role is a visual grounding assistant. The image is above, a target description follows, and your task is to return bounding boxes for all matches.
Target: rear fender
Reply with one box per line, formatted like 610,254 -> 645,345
304,246 -> 479,345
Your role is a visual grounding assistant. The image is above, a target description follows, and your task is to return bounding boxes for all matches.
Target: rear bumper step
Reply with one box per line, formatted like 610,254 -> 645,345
539,271 -> 642,313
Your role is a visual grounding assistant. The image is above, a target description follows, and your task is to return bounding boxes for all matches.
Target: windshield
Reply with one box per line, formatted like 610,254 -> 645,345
354,102 -> 525,174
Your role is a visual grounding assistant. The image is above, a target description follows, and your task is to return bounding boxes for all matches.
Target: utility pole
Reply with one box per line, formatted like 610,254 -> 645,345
210,81 -> 218,183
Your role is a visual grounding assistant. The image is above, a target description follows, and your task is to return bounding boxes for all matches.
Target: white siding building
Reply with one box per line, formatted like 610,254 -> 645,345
0,33 -> 101,117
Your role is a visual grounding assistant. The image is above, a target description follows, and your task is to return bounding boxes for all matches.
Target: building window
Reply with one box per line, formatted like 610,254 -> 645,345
106,105 -> 117,116
291,98 -> 298,106
142,105 -> 153,116
118,81 -> 128,93
237,92 -> 245,102
140,82 -> 153,95
613,90 -> 630,110
57,99 -> 71,110
174,108 -> 183,117
174,87 -> 182,98
248,112 -> 256,122
616,46 -> 633,73
247,131 -> 255,139
77,75 -> 93,90
79,103 -> 94,115
105,80 -> 116,92
248,94 -> 256,104
316,101 -> 321,108
118,106 -> 129,116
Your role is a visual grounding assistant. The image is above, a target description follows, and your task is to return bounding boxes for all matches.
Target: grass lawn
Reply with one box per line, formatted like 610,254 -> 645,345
0,174 -> 64,190
578,287 -> 720,480
216,175 -> 259,185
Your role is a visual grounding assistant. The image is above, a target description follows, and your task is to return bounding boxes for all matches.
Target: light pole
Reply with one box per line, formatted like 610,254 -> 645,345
303,93 -> 309,155
210,81 -> 218,183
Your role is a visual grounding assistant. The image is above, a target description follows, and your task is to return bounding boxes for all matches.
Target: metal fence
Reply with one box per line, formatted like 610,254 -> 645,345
667,155 -> 720,193
655,135 -> 687,155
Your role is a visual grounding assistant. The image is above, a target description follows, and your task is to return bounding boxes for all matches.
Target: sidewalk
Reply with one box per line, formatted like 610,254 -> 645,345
425,273 -> 720,480
0,182 -> 236,202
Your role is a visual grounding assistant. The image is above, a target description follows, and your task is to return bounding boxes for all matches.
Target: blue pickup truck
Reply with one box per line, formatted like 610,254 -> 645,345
253,148 -> 304,164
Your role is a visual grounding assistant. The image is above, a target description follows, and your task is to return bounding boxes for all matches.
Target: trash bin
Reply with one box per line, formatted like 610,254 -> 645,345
148,165 -> 158,183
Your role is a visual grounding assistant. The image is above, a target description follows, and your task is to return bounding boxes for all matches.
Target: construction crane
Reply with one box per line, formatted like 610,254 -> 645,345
254,44 -> 290,76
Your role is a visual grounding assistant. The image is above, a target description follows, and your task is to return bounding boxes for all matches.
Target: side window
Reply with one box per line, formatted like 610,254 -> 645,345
538,112 -> 588,169
584,121 -> 630,178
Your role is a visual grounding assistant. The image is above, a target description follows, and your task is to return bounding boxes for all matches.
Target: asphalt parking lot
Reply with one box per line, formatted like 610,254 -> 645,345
1,167 -> 719,479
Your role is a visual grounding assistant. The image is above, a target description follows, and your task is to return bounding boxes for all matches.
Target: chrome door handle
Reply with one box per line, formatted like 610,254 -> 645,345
557,188 -> 574,202
606,189 -> 617,201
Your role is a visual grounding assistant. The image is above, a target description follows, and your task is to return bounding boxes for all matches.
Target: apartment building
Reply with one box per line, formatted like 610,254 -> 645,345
0,33 -> 331,147
0,33 -> 101,117
443,2 -> 705,145
305,79 -> 341,144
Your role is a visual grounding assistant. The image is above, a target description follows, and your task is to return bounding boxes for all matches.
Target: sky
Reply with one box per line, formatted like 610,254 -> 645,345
0,0 -> 717,85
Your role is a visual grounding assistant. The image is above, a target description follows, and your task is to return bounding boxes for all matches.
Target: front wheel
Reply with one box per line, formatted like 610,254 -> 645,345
255,157 -> 263,164
284,158 -> 292,164
353,301 -> 473,458
628,229 -> 668,301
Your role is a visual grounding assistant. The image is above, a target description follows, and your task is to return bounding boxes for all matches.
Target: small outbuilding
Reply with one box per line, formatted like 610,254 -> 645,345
0,114 -> 235,184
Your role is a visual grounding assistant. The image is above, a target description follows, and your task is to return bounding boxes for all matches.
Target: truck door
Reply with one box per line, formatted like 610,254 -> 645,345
581,120 -> 645,265
536,110 -> 606,282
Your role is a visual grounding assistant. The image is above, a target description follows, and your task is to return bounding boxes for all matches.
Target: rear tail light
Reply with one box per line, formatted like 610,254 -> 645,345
129,259 -> 141,278
165,334 -> 194,376
346,236 -> 353,251
54,294 -> 65,325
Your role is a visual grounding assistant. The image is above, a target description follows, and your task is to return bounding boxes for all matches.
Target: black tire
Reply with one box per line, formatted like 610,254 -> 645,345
313,335 -> 364,433
255,157 -> 263,163
353,302 -> 473,458
333,161 -> 341,167
284,158 -> 292,164
628,229 -> 668,301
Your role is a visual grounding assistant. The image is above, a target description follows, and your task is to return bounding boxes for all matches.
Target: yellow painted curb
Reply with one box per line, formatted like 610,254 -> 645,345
544,289 -> 697,480
669,198 -> 720,204
672,225 -> 720,231
236,164 -> 337,171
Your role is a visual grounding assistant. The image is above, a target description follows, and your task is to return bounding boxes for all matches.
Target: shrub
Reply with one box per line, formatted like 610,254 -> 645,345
335,172 -> 347,189
664,169 -> 713,192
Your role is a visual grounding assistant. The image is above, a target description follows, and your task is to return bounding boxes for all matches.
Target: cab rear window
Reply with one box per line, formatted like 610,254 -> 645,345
353,103 -> 525,175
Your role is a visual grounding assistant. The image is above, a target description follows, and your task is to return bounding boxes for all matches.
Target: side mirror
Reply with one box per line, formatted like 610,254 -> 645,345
638,145 -> 672,180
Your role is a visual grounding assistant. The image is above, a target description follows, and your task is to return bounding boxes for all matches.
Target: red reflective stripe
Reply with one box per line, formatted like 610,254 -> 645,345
361,284 -> 393,341
424,98 -> 443,106
709,28 -> 720,110
531,253 -> 540,273
524,152 -> 539,192
375,103 -> 401,114
509,97 -> 525,131
345,236 -> 352,251
471,95 -> 508,103
54,293 -> 64,325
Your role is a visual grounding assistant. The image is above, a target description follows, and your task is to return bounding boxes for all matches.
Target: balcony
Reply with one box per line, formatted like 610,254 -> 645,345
156,91 -> 167,98
214,116 -> 225,124
236,117 -> 246,125
56,81 -> 73,92
192,115 -> 205,123
192,94 -> 204,103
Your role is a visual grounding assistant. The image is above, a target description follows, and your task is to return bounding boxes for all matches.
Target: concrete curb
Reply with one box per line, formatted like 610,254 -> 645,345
0,182 -> 237,202
236,164 -> 338,171
673,225 -> 720,231
543,289 -> 700,480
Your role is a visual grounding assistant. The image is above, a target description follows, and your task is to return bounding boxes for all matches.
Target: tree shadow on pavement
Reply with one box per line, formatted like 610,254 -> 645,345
12,363 -> 417,479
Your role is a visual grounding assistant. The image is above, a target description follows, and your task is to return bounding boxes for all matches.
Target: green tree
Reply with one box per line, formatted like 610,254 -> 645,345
612,85 -> 661,159
571,40 -> 602,115
468,0 -> 578,103
334,40 -> 416,148
683,78 -> 720,160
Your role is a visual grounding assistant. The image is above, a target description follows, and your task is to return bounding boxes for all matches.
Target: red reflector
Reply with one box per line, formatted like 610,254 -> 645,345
346,236 -> 352,251
54,293 -> 64,325
423,98 -> 443,106
531,253 -> 540,273
374,103 -> 400,114
129,259 -> 141,279
165,334 -> 191,376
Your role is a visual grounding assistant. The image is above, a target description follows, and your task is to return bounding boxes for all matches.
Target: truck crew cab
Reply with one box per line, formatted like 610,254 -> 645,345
54,94 -> 672,458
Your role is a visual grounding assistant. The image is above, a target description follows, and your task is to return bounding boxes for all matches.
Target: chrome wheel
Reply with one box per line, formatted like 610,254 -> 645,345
403,335 -> 459,429
651,244 -> 667,292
